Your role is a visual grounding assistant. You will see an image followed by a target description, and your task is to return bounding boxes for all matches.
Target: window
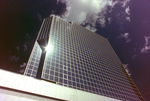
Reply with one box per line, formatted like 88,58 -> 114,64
63,65 -> 68,71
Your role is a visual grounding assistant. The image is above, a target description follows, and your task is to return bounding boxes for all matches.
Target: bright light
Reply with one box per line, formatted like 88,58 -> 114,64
45,44 -> 53,53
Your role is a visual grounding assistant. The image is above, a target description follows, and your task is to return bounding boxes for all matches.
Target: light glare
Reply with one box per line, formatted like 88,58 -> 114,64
45,44 -> 53,52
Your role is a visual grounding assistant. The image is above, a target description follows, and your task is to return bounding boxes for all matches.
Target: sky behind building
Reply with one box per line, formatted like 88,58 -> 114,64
0,0 -> 150,100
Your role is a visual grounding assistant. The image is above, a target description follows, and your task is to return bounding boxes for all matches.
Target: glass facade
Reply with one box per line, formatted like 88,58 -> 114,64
24,41 -> 42,78
37,17 -> 52,40
24,16 -> 144,101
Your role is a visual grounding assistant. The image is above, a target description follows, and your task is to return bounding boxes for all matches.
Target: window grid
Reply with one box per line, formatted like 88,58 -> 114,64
25,16 -> 143,101
40,17 -> 141,101
24,42 -> 42,77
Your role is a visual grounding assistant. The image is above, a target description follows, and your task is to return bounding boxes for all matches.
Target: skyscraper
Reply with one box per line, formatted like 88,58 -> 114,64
24,15 -> 144,101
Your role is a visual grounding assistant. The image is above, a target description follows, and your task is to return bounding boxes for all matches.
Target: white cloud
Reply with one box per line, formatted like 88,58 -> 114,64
18,69 -> 25,74
64,0 -> 106,24
126,17 -> 130,22
17,62 -> 26,74
85,25 -> 97,32
58,0 -> 110,31
57,0 -> 68,4
145,36 -> 150,45
57,0 -> 131,31
117,33 -> 130,43
9,55 -> 19,62
123,64 -> 131,76
108,0 -> 118,7
121,0 -> 130,7
141,46 -> 150,53
125,6 -> 130,22
141,36 -> 150,53
125,6 -> 130,15
107,17 -> 111,24
97,15 -> 106,28
20,62 -> 27,68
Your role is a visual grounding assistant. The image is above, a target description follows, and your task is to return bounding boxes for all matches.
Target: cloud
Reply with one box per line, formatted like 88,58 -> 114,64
16,34 -> 30,51
25,33 -> 30,39
125,6 -> 130,15
18,69 -> 25,74
145,36 -> 150,45
141,46 -> 150,53
85,25 -> 97,32
20,62 -> 27,68
63,0 -> 113,30
49,14 -> 63,19
51,10 -> 56,14
117,33 -> 131,43
123,64 -> 131,76
37,13 -> 42,22
126,17 -> 130,22
57,0 -> 68,4
56,0 -> 131,32
24,42 -> 28,51
121,0 -> 130,7
97,14 -> 106,28
132,54 -> 137,59
24,34 -> 30,51
125,6 -> 130,22
141,36 -> 150,53
64,0 -> 105,24
17,62 -> 26,74
9,55 -> 19,62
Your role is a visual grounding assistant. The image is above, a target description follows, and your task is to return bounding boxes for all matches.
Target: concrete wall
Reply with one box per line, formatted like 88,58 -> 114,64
0,69 -> 120,101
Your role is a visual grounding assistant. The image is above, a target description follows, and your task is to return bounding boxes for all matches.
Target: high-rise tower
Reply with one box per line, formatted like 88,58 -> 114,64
24,15 -> 144,101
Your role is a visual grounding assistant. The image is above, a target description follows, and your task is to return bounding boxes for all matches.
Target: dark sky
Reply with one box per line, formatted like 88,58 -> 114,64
0,0 -> 150,100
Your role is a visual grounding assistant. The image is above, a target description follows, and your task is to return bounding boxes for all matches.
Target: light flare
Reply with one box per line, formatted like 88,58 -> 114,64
45,44 -> 53,53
